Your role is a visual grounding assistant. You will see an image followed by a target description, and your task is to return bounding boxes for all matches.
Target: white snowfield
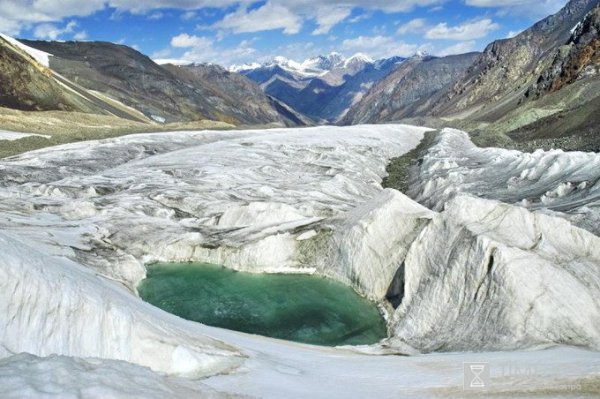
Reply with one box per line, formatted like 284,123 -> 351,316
0,353 -> 233,399
0,125 -> 599,398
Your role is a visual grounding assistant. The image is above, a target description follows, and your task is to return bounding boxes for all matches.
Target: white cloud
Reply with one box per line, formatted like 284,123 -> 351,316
171,33 -> 211,48
147,11 -> 164,21
162,33 -> 258,65
348,12 -> 371,24
212,0 -> 446,37
341,35 -> 428,58
396,18 -> 426,35
151,47 -> 171,59
108,0 -> 239,14
33,20 -> 78,40
0,0 -> 240,35
466,0 -> 564,7
0,0 -> 103,30
426,19 -> 500,40
213,3 -> 302,35
0,0 -> 446,38
506,29 -> 523,38
466,0 -> 525,5
0,20 -> 18,35
465,0 -> 568,19
0,1 -> 89,35
435,40 -> 477,56
312,6 -> 352,35
262,41 -> 317,63
181,11 -> 196,21
73,31 -> 87,40
321,0 -> 444,13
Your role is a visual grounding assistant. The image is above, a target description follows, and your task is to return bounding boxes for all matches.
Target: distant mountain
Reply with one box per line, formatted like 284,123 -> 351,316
301,53 -> 346,73
161,63 -> 309,126
231,52 -> 348,78
342,53 -> 480,125
234,53 -> 406,122
343,0 -> 600,150
20,39 -> 303,126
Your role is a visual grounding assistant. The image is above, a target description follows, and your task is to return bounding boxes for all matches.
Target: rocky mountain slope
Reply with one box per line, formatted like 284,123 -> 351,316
162,63 -> 308,126
500,1 -> 600,146
238,53 -> 405,122
0,34 -> 146,121
19,39 -> 300,126
429,0 -> 597,120
342,53 -> 479,125
344,0 -> 600,151
525,4 -> 600,99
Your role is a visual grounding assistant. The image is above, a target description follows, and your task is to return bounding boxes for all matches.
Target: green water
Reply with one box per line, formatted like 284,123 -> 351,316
138,263 -> 387,346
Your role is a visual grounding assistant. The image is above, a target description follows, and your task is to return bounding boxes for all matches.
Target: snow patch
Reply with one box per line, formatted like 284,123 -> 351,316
150,115 -> 166,123
0,130 -> 50,141
0,34 -> 51,67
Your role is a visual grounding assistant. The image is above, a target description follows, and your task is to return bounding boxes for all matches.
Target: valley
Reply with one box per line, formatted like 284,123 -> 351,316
2,0 -> 599,156
0,0 -> 599,397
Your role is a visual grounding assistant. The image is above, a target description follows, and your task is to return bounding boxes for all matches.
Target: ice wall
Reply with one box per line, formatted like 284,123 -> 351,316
0,232 -> 244,377
408,128 -> 600,235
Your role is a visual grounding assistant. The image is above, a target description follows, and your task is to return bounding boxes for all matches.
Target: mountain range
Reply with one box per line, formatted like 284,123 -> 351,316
0,0 -> 598,151
341,52 -> 480,124
344,0 -> 600,151
233,53 -> 406,123
0,33 -> 145,121
0,34 -> 306,129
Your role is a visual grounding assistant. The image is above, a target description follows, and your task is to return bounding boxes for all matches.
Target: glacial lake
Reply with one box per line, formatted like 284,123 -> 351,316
138,263 -> 387,346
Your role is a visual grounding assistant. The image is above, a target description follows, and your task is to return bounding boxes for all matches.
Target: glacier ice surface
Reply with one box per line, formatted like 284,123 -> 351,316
408,128 -> 600,235
0,124 -> 599,397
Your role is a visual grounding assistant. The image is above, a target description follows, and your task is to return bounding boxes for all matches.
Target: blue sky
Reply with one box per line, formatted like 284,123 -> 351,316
0,1 -> 569,66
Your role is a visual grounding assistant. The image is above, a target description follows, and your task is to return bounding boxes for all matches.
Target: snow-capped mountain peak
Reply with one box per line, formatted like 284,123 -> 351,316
343,53 -> 373,67
341,53 -> 375,74
229,62 -> 261,73
301,52 -> 346,72
230,51 -> 407,122
271,56 -> 304,71
230,52 -> 377,77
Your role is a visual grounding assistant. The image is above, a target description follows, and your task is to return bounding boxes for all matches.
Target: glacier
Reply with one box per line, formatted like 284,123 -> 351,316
408,128 -> 600,235
0,124 -> 599,397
